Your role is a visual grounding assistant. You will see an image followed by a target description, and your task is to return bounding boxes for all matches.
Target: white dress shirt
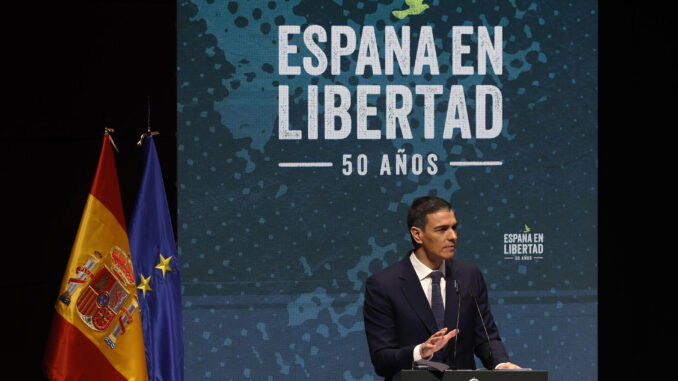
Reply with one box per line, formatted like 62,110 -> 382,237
409,252 -> 507,369
410,252 -> 445,362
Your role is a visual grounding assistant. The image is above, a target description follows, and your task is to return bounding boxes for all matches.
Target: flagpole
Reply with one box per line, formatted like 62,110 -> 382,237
147,95 -> 151,134
138,97 -> 159,146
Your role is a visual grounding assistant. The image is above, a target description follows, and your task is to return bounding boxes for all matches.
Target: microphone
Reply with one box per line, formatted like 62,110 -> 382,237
452,280 -> 461,369
469,284 -> 493,370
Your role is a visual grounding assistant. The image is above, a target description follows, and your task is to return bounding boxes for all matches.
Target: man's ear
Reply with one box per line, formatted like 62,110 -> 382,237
410,226 -> 424,245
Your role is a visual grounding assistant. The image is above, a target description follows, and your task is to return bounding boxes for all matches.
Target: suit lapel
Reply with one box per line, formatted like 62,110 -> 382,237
399,256 -> 439,335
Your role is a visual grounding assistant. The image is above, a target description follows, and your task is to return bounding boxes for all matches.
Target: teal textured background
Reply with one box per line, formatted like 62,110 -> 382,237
177,1 -> 597,379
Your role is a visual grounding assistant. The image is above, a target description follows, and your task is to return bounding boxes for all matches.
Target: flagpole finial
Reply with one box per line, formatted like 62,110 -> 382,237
104,127 -> 120,153
137,131 -> 160,146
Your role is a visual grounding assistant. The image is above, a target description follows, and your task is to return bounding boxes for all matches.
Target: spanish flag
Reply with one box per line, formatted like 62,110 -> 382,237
43,133 -> 148,380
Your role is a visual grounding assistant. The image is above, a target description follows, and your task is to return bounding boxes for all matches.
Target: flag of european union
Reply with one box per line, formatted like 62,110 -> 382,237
129,135 -> 183,381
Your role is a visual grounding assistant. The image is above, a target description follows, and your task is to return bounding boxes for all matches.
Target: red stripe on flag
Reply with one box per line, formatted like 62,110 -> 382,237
90,135 -> 127,232
43,313 -> 127,381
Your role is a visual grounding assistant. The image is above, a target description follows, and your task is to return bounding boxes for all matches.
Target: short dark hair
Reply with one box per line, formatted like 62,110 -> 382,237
407,196 -> 452,246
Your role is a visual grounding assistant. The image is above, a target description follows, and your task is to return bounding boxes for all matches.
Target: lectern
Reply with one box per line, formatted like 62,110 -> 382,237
394,369 -> 548,381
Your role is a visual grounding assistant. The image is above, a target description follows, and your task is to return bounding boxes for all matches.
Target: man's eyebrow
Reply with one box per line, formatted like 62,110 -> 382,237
433,221 -> 458,229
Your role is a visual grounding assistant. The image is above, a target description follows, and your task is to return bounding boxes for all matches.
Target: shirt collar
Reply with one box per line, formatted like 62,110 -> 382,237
409,251 -> 446,281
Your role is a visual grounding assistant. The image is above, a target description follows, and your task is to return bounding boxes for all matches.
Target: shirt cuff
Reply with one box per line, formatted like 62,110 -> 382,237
413,344 -> 432,362
494,362 -> 507,369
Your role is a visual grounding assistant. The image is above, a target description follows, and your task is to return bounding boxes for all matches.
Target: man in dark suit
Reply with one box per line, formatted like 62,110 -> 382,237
363,196 -> 520,379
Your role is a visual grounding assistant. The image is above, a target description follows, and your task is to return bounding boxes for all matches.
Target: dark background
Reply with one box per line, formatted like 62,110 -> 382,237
4,1 -> 176,379
0,0 -> 668,379
599,1 -> 672,378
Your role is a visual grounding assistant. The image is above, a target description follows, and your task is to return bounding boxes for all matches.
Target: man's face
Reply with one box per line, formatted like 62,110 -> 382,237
411,208 -> 458,267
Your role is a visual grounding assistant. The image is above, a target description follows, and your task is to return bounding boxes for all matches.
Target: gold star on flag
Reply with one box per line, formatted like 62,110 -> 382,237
155,253 -> 173,278
137,274 -> 152,298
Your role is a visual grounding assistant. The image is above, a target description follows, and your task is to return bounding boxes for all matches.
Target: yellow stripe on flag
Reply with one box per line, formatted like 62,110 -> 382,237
54,194 -> 148,381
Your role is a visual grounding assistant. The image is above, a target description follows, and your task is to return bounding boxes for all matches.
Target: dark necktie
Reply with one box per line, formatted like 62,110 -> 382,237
429,271 -> 444,330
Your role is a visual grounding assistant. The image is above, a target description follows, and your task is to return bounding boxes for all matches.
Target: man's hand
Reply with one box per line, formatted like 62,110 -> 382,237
496,362 -> 521,369
419,328 -> 459,359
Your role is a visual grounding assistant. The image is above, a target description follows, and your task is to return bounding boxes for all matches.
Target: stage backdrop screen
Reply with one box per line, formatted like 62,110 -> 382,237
177,1 -> 597,380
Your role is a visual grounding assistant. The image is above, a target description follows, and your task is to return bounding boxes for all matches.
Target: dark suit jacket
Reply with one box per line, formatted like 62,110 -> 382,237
363,253 -> 509,379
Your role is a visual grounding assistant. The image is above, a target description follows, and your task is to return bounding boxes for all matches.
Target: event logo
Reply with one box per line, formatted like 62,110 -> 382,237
392,0 -> 430,20
503,224 -> 544,261
58,247 -> 140,349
